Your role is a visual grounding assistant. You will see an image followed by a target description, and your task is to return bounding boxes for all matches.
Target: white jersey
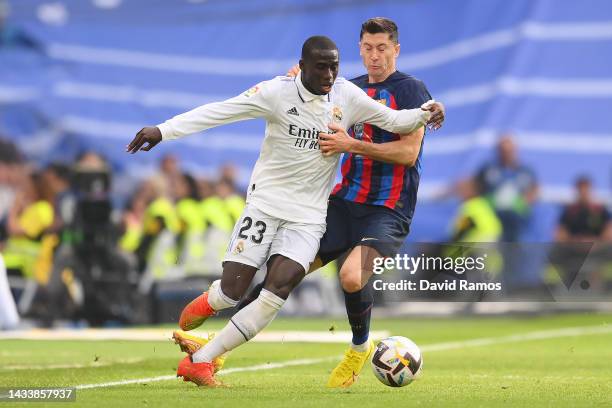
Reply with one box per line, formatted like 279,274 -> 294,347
157,75 -> 430,224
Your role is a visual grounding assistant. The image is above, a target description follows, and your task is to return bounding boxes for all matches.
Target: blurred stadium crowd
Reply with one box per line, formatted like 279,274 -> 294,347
0,136 -> 258,327
1,127 -> 611,328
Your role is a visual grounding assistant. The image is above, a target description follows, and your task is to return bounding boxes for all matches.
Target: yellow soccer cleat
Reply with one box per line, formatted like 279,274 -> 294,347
327,340 -> 375,388
172,330 -> 227,372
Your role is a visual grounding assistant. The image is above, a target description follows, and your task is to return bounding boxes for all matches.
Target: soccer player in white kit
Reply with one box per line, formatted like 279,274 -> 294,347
126,36 -> 443,386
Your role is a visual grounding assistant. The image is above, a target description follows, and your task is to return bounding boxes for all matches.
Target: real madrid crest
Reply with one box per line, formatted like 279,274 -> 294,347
332,106 -> 343,123
233,240 -> 245,254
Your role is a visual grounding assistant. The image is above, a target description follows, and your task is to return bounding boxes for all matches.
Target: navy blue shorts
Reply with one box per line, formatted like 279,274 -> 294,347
318,196 -> 411,265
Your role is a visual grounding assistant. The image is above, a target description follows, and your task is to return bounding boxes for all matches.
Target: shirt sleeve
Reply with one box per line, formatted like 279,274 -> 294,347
157,79 -> 278,140
344,80 -> 430,134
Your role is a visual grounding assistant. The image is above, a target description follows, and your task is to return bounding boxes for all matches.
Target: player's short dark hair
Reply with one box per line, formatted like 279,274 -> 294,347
360,17 -> 399,44
301,35 -> 338,60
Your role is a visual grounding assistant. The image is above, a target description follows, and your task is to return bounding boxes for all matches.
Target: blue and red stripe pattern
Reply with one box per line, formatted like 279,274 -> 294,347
332,71 -> 431,221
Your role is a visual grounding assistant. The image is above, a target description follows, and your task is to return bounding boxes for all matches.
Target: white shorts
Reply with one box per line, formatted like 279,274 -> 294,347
223,203 -> 325,273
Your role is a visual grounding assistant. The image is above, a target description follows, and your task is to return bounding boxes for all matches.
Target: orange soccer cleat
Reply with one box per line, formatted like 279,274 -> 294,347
176,356 -> 221,387
178,291 -> 216,331
172,330 -> 227,372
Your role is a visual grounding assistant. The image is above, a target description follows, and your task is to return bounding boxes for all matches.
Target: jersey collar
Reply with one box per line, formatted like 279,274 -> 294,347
294,74 -> 331,103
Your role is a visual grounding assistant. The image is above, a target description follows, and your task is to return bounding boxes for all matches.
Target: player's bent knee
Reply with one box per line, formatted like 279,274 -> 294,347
263,271 -> 304,299
339,268 -> 364,293
263,280 -> 295,300
220,262 -> 258,301
262,255 -> 306,299
340,277 -> 363,293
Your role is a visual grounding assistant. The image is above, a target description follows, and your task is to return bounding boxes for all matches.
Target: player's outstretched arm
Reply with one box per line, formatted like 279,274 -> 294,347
319,123 -> 424,166
126,126 -> 162,154
347,80 -> 444,134
127,80 -> 278,154
320,100 -> 444,163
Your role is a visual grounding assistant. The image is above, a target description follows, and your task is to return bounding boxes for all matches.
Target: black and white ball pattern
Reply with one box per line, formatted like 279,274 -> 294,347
371,336 -> 423,387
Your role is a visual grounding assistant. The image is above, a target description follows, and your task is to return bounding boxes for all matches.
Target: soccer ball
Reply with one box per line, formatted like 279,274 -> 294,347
371,336 -> 423,387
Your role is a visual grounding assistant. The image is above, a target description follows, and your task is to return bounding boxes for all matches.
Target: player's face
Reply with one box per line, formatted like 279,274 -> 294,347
359,32 -> 400,82
300,49 -> 339,95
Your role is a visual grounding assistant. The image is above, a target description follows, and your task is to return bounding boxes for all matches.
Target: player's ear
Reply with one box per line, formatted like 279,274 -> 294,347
298,59 -> 304,70
394,43 -> 400,58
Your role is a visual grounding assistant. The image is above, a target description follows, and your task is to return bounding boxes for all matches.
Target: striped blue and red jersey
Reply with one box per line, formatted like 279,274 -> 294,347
331,71 -> 432,221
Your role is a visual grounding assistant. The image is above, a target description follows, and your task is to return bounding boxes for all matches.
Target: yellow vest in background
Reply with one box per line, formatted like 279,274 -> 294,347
225,195 -> 246,224
144,197 -> 179,278
3,200 -> 54,279
146,197 -> 180,234
177,198 -> 205,233
200,197 -> 233,232
19,201 -> 54,239
454,197 -> 502,242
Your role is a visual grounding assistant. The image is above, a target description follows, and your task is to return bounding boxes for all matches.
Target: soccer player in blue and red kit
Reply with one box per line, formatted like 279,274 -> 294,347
315,17 -> 438,387
172,18 -> 444,388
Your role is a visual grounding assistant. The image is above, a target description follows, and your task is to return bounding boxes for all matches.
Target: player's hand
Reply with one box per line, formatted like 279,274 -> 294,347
421,100 -> 445,131
319,123 -> 355,157
286,64 -> 300,77
126,127 -> 162,154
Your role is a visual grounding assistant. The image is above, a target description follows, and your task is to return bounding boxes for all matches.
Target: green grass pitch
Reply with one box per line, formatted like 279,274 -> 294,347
1,313 -> 611,407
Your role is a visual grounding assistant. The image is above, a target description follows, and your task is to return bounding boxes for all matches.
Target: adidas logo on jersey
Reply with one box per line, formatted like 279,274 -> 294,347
287,107 -> 299,116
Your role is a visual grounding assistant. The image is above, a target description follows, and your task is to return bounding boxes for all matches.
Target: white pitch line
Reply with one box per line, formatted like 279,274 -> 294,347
76,375 -> 176,390
74,324 -> 612,390
420,325 -> 612,352
75,356 -> 339,390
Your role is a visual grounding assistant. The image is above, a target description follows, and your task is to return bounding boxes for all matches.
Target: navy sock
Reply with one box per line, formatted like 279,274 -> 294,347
344,284 -> 373,345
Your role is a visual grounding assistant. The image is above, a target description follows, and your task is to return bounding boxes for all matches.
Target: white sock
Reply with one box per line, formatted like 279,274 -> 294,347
192,289 -> 285,363
351,339 -> 370,353
206,279 -> 238,311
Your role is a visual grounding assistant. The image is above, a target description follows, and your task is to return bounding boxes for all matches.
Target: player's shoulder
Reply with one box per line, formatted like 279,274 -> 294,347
333,76 -> 361,94
392,71 -> 429,92
246,76 -> 291,98
390,71 -> 432,107
261,76 -> 293,88
333,76 -> 349,86
273,75 -> 296,83
349,74 -> 369,87
253,75 -> 292,87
